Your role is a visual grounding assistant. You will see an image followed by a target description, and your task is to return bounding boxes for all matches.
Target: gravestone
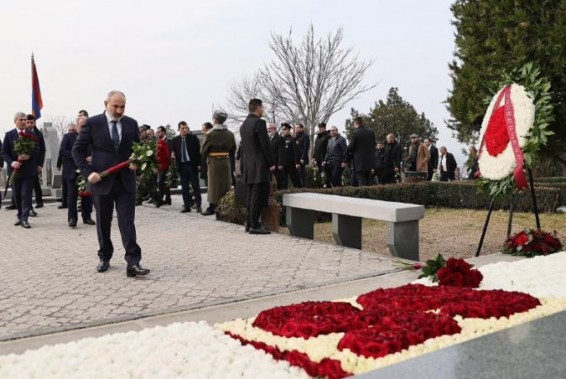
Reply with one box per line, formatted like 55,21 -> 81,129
41,123 -> 62,190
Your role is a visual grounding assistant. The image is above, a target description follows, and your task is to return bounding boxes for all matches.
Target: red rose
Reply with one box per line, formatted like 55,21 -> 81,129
514,232 -> 530,246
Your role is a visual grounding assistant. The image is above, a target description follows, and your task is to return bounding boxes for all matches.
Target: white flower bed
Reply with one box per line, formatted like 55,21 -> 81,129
0,321 -> 308,379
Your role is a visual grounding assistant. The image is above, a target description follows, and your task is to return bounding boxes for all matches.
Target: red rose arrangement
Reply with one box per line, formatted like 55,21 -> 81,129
229,284 -> 541,378
503,229 -> 563,257
436,258 -> 484,288
8,131 -> 39,185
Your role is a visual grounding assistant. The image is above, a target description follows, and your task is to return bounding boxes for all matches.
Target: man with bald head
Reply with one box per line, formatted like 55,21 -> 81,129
73,91 -> 150,277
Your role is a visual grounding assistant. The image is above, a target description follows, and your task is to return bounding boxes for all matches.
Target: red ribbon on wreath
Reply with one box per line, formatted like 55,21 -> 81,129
478,85 -> 529,190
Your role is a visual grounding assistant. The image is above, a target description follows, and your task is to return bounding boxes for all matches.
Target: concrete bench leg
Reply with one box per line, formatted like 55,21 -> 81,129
286,207 -> 316,239
332,214 -> 362,249
387,221 -> 419,261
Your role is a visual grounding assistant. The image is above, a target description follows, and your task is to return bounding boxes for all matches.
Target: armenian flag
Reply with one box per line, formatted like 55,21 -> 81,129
31,54 -> 43,119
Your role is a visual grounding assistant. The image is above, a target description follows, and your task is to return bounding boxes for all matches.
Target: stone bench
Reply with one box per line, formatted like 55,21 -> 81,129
282,193 -> 424,261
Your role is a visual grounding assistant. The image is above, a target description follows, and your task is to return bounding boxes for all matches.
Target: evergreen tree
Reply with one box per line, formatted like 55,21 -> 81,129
347,87 -> 438,147
447,0 -> 566,163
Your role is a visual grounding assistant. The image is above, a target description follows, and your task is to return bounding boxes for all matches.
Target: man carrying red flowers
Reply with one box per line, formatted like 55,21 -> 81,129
2,112 -> 39,229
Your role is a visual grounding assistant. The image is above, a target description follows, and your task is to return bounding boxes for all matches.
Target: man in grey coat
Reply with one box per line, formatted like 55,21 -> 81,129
239,99 -> 275,234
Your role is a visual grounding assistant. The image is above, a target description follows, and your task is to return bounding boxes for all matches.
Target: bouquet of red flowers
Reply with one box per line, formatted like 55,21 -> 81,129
75,170 -> 91,198
436,258 -> 483,288
418,254 -> 483,288
156,138 -> 171,172
8,131 -> 39,185
503,229 -> 563,257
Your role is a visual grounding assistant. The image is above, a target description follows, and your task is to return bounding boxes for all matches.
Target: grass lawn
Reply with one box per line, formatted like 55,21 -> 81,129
280,208 -> 566,261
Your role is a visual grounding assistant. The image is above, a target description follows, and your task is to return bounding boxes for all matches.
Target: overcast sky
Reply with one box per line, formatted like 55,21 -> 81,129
0,0 -> 466,163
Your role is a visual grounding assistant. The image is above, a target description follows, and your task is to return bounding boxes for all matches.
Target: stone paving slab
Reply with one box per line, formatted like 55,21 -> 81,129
0,196 -> 398,341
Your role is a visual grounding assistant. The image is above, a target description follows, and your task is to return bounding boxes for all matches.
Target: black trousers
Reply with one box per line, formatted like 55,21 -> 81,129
272,169 -> 285,190
298,163 -> 307,187
66,178 -> 79,221
246,182 -> 269,229
282,166 -> 301,189
94,178 -> 141,266
355,171 -> 372,186
327,162 -> 343,187
33,175 -> 43,204
14,176 -> 34,222
158,171 -> 171,201
179,163 -> 201,208
61,179 -> 68,206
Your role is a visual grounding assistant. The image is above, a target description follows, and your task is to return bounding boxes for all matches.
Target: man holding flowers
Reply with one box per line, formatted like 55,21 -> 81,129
73,91 -> 150,278
2,112 -> 39,229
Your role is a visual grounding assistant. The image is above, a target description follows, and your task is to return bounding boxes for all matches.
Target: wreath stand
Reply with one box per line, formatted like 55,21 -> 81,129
475,168 -> 541,257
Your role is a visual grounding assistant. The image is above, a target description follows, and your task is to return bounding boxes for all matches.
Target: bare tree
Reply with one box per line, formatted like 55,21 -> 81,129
225,73 -> 289,126
40,114 -> 76,139
225,25 -> 375,157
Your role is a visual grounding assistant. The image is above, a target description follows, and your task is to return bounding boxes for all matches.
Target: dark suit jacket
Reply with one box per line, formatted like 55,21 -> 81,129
384,141 -> 402,174
269,133 -> 283,167
0,137 -> 3,168
294,132 -> 310,163
429,145 -> 439,172
313,131 -> 330,163
171,134 -> 201,170
240,114 -> 273,184
60,132 -> 78,180
2,128 -> 39,178
72,113 -> 139,195
31,127 -> 46,167
440,152 -> 457,180
348,125 -> 376,172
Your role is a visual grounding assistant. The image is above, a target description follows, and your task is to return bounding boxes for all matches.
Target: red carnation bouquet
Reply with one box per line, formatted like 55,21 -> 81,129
503,229 -> 563,257
8,131 -> 39,186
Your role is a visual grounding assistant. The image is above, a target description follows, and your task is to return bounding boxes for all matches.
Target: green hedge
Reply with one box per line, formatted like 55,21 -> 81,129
218,181 -> 562,226
276,181 -> 561,212
534,177 -> 566,184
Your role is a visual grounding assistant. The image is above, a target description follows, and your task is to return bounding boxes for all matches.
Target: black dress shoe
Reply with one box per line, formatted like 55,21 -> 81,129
196,206 -> 202,213
155,199 -> 164,208
58,204 -> 68,209
126,265 -> 150,277
97,260 -> 110,272
249,226 -> 271,235
69,219 -> 77,228
6,204 -> 17,210
83,219 -> 96,225
181,207 -> 191,213
35,203 -> 44,208
21,221 -> 31,229
165,198 -> 171,205
135,200 -> 143,206
201,209 -> 215,216
14,220 -> 22,226
245,224 -> 250,233
29,209 -> 38,217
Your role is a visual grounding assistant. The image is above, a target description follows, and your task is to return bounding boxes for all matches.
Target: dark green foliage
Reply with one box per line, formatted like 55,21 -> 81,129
418,254 -> 447,282
447,0 -> 566,162
216,190 -> 247,225
346,87 -> 439,144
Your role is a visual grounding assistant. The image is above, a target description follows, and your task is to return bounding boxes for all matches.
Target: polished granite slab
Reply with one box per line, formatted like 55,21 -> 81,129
359,310 -> 566,379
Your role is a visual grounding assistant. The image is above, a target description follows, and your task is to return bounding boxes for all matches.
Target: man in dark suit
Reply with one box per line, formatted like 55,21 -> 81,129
294,123 -> 309,187
72,90 -> 150,277
312,123 -> 331,187
240,98 -> 275,234
60,119 -> 96,228
347,117 -> 376,186
25,114 -> 46,209
171,121 -> 202,213
279,123 -> 301,189
267,123 -> 284,190
424,138 -> 439,181
3,112 -> 39,228
438,146 -> 457,182
383,133 -> 402,184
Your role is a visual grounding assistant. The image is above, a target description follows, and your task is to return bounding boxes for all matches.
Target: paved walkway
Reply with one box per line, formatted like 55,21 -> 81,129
0,197 -> 398,341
